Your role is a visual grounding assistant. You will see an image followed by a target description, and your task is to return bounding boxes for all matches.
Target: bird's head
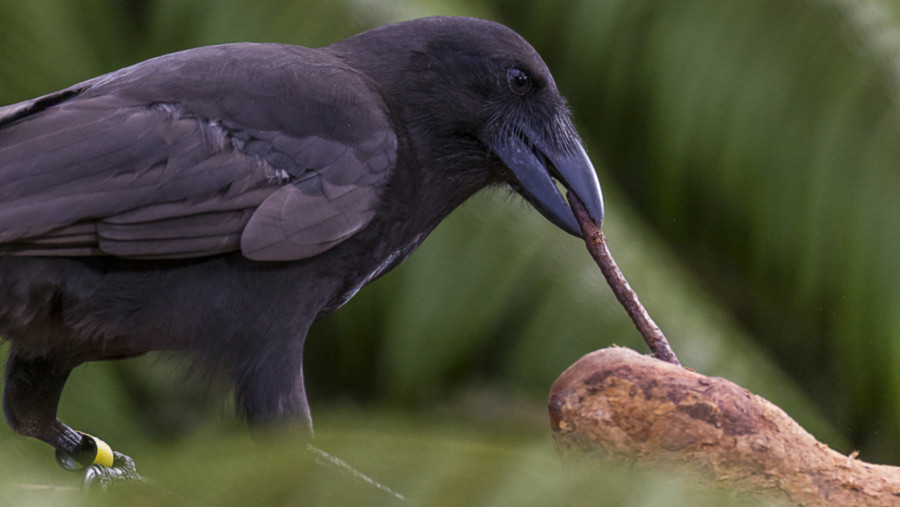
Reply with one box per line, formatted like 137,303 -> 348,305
333,16 -> 604,235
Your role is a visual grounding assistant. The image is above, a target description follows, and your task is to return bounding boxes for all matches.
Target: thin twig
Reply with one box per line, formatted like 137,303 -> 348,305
307,444 -> 406,502
568,192 -> 681,366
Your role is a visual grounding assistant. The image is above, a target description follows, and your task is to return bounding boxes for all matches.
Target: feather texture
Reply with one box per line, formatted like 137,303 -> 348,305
0,43 -> 396,260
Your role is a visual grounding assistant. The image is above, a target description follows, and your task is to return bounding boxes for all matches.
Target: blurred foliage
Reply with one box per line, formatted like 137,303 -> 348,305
0,409 -> 774,507
1,0 -> 899,502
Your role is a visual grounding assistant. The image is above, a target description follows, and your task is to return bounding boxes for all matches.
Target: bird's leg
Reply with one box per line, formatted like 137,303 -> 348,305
236,352 -> 313,438
4,354 -> 82,457
3,353 -> 142,488
234,351 -> 405,500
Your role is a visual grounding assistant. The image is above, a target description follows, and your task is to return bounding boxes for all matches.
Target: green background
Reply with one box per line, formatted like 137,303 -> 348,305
2,0 -> 899,504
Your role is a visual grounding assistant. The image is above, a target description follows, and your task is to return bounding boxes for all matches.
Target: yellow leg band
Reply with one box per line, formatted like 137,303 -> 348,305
84,433 -> 115,467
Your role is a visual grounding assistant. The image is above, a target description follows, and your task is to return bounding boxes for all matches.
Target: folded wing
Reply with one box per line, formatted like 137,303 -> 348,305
0,43 -> 396,261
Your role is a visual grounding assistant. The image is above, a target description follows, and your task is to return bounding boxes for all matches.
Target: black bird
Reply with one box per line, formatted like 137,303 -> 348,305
0,16 -> 604,480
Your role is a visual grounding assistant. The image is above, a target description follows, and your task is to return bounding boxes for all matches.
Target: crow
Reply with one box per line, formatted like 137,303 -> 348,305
0,16 -> 604,481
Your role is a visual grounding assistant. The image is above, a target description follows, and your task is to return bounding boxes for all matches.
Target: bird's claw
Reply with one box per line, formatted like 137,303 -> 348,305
82,452 -> 148,490
53,433 -> 149,490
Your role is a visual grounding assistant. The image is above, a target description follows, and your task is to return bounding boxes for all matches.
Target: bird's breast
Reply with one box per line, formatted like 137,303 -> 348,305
324,231 -> 427,312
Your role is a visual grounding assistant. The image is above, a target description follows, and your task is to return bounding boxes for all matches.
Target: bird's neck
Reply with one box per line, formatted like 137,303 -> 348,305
322,145 -> 492,313
320,32 -> 506,310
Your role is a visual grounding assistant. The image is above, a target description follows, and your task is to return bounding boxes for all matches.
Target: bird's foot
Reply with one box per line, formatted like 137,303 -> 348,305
82,451 -> 148,490
54,433 -> 148,490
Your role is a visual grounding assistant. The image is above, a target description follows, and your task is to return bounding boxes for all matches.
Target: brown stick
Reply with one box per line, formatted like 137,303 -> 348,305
549,347 -> 900,505
568,192 -> 680,365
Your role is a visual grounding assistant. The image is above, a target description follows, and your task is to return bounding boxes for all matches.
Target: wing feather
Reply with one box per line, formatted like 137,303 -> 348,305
0,43 -> 396,261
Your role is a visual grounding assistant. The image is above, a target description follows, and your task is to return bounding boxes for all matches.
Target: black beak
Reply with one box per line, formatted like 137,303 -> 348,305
490,125 -> 604,236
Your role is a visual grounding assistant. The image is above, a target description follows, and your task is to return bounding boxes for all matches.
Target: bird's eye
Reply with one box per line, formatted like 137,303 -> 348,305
506,67 -> 532,95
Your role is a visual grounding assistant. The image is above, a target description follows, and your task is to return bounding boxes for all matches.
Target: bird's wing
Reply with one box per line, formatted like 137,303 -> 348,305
0,43 -> 396,261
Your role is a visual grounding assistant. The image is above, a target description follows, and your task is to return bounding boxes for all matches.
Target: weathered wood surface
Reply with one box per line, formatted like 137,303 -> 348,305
549,347 -> 900,506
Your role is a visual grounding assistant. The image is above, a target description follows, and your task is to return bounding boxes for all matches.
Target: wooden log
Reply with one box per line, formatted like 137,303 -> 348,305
549,347 -> 900,506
